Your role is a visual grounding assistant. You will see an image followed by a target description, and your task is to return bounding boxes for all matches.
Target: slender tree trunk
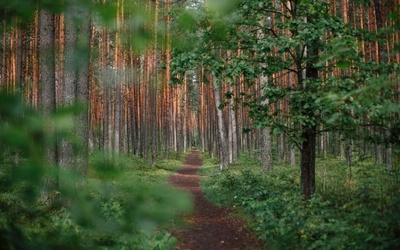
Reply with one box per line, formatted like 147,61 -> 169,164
151,0 -> 159,166
290,144 -> 296,167
113,0 -> 121,157
259,75 -> 273,172
164,0 -> 171,158
373,0 -> 393,170
39,9 -> 56,129
74,9 -> 91,177
182,77 -> 187,152
39,9 -> 57,201
62,3 -> 91,179
1,21 -> 6,90
300,16 -> 319,199
228,82 -> 238,164
257,18 -> 273,171
176,84 -> 182,157
16,29 -> 23,87
212,74 -> 229,170
61,9 -> 77,175
228,84 -> 233,163
300,127 -> 316,200
277,133 -> 284,164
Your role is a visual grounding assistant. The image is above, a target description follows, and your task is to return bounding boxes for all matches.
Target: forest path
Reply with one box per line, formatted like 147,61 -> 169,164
168,150 -> 265,250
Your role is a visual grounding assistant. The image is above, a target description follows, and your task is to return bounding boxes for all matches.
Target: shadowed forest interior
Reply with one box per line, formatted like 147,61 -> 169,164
0,0 -> 399,249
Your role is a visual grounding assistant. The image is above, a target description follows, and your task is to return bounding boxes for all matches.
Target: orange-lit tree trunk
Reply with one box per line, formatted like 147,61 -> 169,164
151,0 -> 159,166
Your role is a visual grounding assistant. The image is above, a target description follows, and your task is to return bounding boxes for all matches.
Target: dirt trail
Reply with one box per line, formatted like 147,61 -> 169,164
168,150 -> 265,250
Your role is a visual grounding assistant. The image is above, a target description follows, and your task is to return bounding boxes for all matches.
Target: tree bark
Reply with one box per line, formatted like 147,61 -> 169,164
212,74 -> 229,170
300,16 -> 319,199
61,8 -> 77,174
39,9 -> 57,202
74,8 -> 91,176
300,127 -> 316,200
259,75 -> 273,172
39,9 -> 56,144
62,3 -> 91,178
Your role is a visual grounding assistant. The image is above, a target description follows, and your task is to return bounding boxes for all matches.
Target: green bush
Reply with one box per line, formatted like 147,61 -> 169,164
200,154 -> 400,249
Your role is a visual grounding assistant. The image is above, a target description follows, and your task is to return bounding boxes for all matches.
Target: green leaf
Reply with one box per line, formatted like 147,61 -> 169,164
336,60 -> 353,69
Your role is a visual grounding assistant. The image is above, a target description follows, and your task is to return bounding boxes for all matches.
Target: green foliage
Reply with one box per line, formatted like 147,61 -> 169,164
171,0 -> 400,154
201,154 -> 400,249
0,91 -> 191,249
0,0 -> 60,24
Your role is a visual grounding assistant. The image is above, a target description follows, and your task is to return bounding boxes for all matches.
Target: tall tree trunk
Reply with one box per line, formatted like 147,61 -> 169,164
1,21 -> 6,90
277,132 -> 284,164
257,17 -> 273,170
74,9 -> 91,177
62,3 -> 91,179
113,0 -> 121,157
373,0 -> 393,170
164,0 -> 172,158
61,10 -> 77,175
212,74 -> 229,170
151,0 -> 159,166
176,84 -> 182,157
182,77 -> 187,152
39,9 -> 57,201
300,127 -> 316,200
259,75 -> 273,172
16,29 -> 23,87
228,82 -> 238,164
290,144 -> 296,167
300,16 -> 319,199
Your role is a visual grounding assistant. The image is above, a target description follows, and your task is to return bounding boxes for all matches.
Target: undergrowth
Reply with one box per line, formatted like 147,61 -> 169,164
0,92 -> 191,249
200,153 -> 400,249
0,152 -> 191,249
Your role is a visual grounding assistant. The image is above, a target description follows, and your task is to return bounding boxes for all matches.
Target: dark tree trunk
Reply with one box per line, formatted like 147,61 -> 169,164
63,3 -> 90,175
39,10 -> 56,162
74,9 -> 91,177
39,9 -> 57,202
300,17 -> 319,199
300,127 -> 316,200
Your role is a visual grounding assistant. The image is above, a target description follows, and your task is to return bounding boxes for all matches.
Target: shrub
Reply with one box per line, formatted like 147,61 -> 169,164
200,154 -> 400,249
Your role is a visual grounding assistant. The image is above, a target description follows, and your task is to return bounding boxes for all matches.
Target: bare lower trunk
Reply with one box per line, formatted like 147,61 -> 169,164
260,127 -> 273,171
259,75 -> 273,171
62,4 -> 90,184
277,133 -> 284,164
228,83 -> 238,164
346,139 -> 353,167
151,75 -> 157,167
39,9 -> 57,203
257,20 -> 273,171
300,127 -> 316,200
212,74 -> 229,170
183,78 -> 187,152
340,134 -> 345,159
290,145 -> 296,167
75,10 -> 90,177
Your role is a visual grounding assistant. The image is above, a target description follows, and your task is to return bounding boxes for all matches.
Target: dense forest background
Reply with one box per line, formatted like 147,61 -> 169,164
0,0 -> 399,249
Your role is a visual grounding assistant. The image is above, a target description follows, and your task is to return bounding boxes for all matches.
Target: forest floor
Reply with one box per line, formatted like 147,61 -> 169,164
168,150 -> 265,250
